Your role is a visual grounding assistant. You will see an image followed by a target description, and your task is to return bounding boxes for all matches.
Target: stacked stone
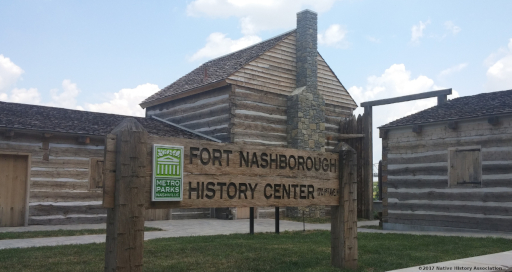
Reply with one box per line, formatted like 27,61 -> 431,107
286,10 -> 329,218
287,89 -> 326,151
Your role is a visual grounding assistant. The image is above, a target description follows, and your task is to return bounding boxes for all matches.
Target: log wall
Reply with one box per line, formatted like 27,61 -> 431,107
0,131 -> 106,225
146,85 -> 232,143
382,115 -> 512,232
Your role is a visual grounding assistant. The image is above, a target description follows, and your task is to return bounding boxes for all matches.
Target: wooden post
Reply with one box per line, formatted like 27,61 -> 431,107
105,118 -> 148,272
275,207 -> 280,234
249,207 -> 254,234
362,106 -> 373,219
331,142 -> 358,269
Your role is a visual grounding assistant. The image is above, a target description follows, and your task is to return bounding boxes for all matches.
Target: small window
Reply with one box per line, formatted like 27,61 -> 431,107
448,146 -> 482,187
89,158 -> 104,189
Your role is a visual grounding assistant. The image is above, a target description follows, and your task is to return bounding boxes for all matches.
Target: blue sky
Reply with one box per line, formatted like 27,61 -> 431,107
1,0 -> 512,162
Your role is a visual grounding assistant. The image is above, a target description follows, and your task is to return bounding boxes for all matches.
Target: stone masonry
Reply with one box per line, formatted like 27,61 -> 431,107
286,10 -> 328,218
287,10 -> 326,152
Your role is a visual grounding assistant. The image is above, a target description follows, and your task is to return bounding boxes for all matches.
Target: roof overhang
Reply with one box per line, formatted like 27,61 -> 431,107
139,80 -> 229,109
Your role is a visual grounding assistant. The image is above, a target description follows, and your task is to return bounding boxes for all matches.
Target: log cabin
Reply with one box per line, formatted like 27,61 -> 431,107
0,101 -> 210,226
0,9 -> 360,226
379,89 -> 512,232
140,10 -> 358,218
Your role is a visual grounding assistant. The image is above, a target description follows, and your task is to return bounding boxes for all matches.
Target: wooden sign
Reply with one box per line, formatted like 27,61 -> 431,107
145,135 -> 339,209
103,118 -> 357,271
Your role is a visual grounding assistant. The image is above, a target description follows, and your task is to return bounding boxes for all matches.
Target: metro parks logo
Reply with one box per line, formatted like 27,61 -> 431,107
152,145 -> 184,201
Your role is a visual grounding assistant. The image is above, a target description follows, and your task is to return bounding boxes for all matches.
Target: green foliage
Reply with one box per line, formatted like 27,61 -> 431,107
0,231 -> 511,272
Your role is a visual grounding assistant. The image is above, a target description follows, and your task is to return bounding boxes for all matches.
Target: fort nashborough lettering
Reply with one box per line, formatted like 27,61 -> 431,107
145,136 -> 340,209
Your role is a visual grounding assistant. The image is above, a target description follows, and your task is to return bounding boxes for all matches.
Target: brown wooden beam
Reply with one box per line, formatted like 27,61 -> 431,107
104,118 -> 148,271
360,89 -> 452,107
362,106 -> 373,219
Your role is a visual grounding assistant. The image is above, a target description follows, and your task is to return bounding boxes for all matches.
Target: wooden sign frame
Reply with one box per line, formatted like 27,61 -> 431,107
103,118 -> 357,271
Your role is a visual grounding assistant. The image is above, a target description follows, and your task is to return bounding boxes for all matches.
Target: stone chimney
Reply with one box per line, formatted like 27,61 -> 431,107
296,9 -> 318,91
287,9 -> 326,151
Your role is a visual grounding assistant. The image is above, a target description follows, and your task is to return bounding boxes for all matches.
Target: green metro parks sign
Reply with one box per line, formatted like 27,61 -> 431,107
152,144 -> 184,201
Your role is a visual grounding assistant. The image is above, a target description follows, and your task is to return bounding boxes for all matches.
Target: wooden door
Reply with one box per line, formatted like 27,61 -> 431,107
0,154 -> 28,227
237,207 -> 250,219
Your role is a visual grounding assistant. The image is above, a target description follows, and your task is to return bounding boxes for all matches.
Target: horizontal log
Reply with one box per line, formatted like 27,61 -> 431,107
29,215 -> 107,225
180,114 -> 230,131
29,204 -> 106,216
233,129 -> 286,143
233,120 -> 286,135
234,111 -> 287,126
388,202 -> 512,216
30,190 -> 103,202
361,89 -> 452,107
233,88 -> 287,107
31,158 -> 89,168
387,152 -> 447,165
387,212 -> 512,232
388,189 -> 512,202
148,92 -> 230,118
387,134 -> 512,152
386,179 -> 448,189
30,169 -> 90,180
49,147 -> 103,158
482,162 -> 512,175
388,166 -> 447,176
166,104 -> 230,125
234,100 -> 286,117
30,180 -> 90,191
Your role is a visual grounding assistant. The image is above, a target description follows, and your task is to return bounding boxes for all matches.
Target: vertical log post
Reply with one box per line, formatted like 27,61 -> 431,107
249,207 -> 254,235
362,106 -> 373,219
275,207 -> 280,234
105,118 -> 148,272
331,142 -> 358,269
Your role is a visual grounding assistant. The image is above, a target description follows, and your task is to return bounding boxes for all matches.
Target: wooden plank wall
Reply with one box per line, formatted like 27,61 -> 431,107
146,86 -> 232,143
0,132 -> 106,225
382,115 -> 512,232
226,32 -> 357,109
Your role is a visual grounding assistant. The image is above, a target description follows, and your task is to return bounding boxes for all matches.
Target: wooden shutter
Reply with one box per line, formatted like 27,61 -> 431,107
448,146 -> 482,187
89,158 -> 104,189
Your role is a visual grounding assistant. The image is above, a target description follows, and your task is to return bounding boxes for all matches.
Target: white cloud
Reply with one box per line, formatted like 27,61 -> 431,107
84,83 -> 160,117
48,79 -> 81,109
187,0 -> 341,61
349,63 -> 459,164
366,36 -> 380,43
486,38 -> 512,91
187,0 -> 338,35
439,63 -> 468,77
444,21 -> 461,35
318,24 -> 347,48
189,33 -> 262,61
0,88 -> 41,104
0,54 -> 24,92
411,20 -> 430,43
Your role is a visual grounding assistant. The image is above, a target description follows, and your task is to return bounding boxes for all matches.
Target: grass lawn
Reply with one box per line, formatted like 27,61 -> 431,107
0,231 -> 511,272
0,226 -> 162,240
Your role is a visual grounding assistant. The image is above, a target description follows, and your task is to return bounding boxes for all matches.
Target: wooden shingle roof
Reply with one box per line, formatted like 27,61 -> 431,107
140,30 -> 295,108
0,101 -> 209,140
381,89 -> 512,128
